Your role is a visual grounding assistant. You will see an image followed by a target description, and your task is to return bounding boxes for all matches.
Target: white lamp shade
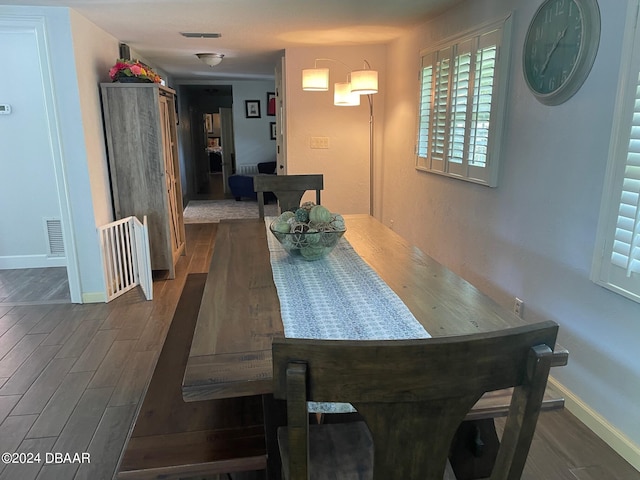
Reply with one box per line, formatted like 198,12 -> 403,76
302,68 -> 329,91
334,82 -> 360,106
350,69 -> 378,94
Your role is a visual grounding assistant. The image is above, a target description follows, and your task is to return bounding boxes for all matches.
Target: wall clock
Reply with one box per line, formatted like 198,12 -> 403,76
523,0 -> 601,105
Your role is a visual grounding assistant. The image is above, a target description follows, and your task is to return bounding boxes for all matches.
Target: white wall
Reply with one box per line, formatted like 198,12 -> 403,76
285,45 -> 386,214
380,0 -> 640,459
69,10 -> 119,227
232,80 -> 277,169
0,19 -> 63,268
0,5 -> 120,301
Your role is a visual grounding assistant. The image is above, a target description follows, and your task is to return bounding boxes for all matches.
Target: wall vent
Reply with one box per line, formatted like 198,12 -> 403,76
43,218 -> 65,257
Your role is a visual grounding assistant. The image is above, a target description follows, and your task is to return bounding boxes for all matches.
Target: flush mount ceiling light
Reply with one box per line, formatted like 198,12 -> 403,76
196,53 -> 224,67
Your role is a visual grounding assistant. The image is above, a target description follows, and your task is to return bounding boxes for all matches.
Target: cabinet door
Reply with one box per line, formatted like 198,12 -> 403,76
158,93 -> 184,255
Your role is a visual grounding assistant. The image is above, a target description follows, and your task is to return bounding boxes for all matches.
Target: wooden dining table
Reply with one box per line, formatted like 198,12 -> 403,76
181,214 -> 567,479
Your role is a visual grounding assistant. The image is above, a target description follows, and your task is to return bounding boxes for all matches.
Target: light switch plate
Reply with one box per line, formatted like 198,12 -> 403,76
310,136 -> 329,149
0,104 -> 11,114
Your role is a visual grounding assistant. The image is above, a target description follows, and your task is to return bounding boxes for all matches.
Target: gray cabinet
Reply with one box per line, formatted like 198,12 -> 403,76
100,83 -> 185,279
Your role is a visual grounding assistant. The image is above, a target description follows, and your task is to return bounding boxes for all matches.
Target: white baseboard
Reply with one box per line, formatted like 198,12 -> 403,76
0,254 -> 66,269
548,377 -> 640,471
81,291 -> 106,303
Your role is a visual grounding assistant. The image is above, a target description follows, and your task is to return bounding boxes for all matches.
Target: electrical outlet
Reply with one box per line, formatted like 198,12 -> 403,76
514,298 -> 524,318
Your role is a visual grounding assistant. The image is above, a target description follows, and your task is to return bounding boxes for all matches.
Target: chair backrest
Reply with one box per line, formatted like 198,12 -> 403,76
272,320 -> 559,480
254,174 -> 323,218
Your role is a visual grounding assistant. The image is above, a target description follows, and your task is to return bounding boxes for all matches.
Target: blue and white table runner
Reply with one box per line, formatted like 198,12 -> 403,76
264,218 -> 431,342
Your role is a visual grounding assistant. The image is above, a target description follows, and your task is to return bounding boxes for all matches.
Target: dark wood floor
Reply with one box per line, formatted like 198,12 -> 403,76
0,267 -> 70,306
194,172 -> 232,201
0,222 -> 637,479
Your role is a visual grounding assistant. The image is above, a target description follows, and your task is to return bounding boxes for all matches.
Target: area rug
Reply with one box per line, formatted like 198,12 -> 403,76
183,199 -> 278,224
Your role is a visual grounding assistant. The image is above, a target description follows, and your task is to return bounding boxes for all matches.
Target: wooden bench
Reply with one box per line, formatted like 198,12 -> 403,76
116,274 -> 267,479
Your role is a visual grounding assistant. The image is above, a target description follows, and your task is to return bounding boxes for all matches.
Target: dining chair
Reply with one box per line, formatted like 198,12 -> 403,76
272,320 -> 559,480
254,174 -> 323,218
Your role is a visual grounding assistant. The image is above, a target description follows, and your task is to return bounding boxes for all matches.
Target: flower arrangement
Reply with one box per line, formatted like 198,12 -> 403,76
109,58 -> 161,83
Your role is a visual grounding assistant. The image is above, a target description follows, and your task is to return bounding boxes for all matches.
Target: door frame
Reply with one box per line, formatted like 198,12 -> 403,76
0,15 -> 81,303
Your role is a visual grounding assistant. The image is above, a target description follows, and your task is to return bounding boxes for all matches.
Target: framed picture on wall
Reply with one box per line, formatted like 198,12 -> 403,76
270,122 -> 276,140
245,100 -> 261,118
267,92 -> 276,116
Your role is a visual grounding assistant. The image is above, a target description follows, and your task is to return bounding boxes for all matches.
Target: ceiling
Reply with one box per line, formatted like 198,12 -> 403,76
6,0 -> 463,80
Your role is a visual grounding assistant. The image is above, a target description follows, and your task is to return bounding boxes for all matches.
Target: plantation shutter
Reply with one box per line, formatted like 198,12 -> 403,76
612,73 -> 640,277
431,46 -> 452,173
448,39 -> 473,178
592,5 -> 640,303
417,53 -> 434,160
415,18 -> 509,187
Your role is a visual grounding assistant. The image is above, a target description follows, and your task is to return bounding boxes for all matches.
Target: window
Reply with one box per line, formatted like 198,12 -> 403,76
416,17 -> 512,187
592,1 -> 640,303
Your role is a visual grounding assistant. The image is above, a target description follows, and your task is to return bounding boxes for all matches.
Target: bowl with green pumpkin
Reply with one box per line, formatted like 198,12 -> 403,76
269,202 -> 346,261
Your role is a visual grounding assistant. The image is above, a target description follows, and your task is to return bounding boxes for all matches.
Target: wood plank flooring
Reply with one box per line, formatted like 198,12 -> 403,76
0,268 -> 70,306
0,221 -> 637,480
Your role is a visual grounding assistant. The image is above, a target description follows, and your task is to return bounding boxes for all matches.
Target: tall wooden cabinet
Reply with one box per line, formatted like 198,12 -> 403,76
100,83 -> 185,279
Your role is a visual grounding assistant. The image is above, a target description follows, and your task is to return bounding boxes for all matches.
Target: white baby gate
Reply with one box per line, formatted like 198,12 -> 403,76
98,216 -> 153,302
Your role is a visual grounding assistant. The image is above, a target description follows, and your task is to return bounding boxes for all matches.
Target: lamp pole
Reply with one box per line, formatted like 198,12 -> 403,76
368,94 -> 374,217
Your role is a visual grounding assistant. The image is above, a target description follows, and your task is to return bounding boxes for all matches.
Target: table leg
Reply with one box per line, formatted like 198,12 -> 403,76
262,394 -> 287,480
448,418 -> 500,480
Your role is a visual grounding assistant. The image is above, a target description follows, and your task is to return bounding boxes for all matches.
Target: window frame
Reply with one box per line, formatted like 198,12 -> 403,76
415,16 -> 512,187
591,0 -> 640,303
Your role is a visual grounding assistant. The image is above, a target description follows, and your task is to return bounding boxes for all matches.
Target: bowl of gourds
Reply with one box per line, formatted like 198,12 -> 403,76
269,202 -> 346,261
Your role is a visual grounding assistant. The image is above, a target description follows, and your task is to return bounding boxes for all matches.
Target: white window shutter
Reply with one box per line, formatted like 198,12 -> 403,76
415,18 -> 510,187
592,2 -> 640,302
612,79 -> 640,275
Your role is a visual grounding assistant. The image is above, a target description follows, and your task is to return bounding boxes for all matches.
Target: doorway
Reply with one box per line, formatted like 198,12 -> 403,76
182,85 -> 235,201
0,17 -> 79,304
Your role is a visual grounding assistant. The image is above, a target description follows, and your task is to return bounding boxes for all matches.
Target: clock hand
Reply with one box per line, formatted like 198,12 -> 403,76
541,27 -> 568,75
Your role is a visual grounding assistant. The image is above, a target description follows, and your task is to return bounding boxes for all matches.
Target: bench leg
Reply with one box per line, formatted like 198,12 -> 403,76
262,394 -> 287,480
448,419 -> 500,480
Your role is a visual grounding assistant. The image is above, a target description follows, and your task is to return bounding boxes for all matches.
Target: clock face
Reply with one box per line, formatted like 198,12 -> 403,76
523,0 -> 600,105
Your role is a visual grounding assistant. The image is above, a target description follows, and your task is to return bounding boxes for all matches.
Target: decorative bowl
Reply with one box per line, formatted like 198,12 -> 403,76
269,221 -> 346,261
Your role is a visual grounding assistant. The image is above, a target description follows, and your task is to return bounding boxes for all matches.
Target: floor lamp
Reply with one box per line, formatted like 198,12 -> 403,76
302,59 -> 378,216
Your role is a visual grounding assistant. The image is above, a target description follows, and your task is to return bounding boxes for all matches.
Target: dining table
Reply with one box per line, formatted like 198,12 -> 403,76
181,214 -> 567,479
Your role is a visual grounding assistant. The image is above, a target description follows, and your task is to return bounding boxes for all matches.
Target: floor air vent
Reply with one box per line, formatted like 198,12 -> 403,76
44,218 -> 65,257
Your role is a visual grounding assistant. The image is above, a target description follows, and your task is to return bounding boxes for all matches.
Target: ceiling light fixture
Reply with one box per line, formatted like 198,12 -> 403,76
181,32 -> 222,38
196,53 -> 225,67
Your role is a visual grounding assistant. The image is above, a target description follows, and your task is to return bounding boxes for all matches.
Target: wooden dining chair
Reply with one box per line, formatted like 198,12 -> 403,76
254,174 -> 323,218
272,320 -> 559,480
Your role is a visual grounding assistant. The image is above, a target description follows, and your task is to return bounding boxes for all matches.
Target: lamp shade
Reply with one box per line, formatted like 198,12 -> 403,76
350,69 -> 378,94
196,53 -> 224,67
334,82 -> 360,106
302,68 -> 329,91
